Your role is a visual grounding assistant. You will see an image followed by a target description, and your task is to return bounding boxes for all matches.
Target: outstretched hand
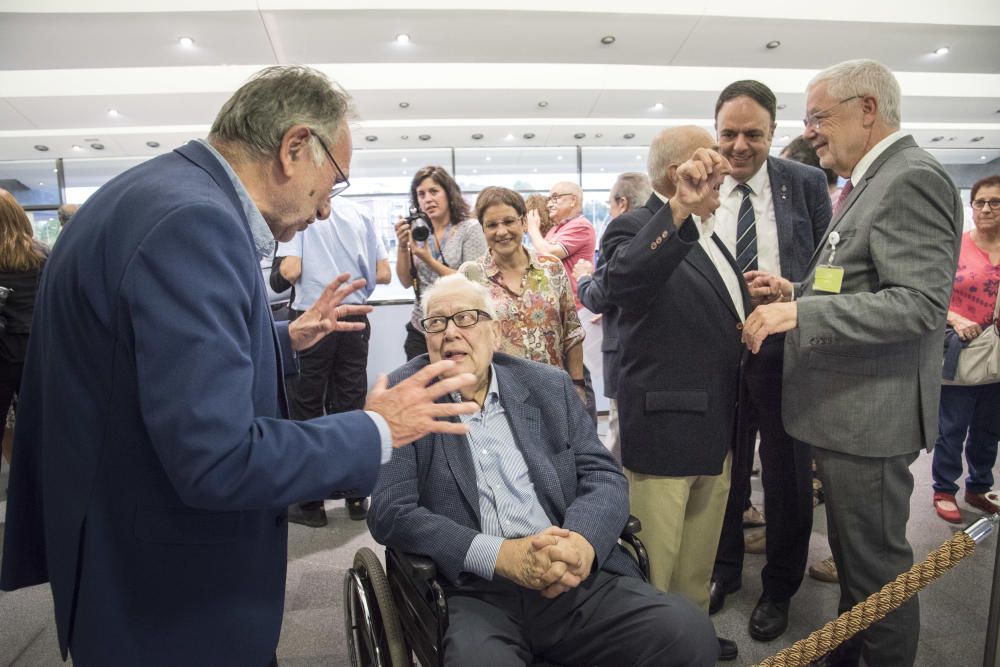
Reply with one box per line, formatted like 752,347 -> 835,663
288,273 -> 373,351
364,360 -> 479,447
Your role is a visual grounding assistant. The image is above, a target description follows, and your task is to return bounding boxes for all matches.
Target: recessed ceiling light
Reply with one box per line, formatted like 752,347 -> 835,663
418,134 -> 430,141
623,133 -> 635,140
971,136 -> 984,142
533,168 -> 538,173
399,101 -> 409,109
934,46 -> 950,56
504,133 -> 515,141
635,155 -> 642,160
777,104 -> 787,110
365,135 -> 378,142
395,33 -> 410,44
178,36 -> 194,48
33,144 -> 49,152
38,182 -> 44,186
652,103 -> 664,111
402,170 -> 408,175
599,168 -> 605,172
595,133 -> 603,138
600,35 -> 616,45
107,109 -> 120,117
931,136 -> 944,142
766,40 -> 781,49
574,133 -> 586,140
52,168 -> 58,173
90,143 -> 105,150
948,137 -> 957,141
401,157 -> 407,163
556,155 -> 564,161
72,145 -> 83,151
472,169 -> 478,174
472,133 -> 484,140
523,132 -> 535,140
982,155 -> 988,160
538,101 -> 549,108
146,140 -> 160,148
401,135 -> 409,140
485,156 -> 492,161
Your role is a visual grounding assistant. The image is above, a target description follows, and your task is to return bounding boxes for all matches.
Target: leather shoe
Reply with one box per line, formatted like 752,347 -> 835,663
933,491 -> 962,523
287,502 -> 327,528
717,637 -> 738,661
709,577 -> 739,615
965,490 -> 999,515
346,497 -> 369,521
749,595 -> 790,642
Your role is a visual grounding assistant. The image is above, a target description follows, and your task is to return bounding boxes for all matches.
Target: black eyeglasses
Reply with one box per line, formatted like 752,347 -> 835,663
309,129 -> 350,199
972,198 -> 1000,211
803,96 -> 860,131
420,309 -> 492,333
547,193 -> 575,204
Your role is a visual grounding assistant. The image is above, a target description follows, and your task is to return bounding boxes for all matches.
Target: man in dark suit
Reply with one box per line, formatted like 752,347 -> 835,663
707,81 -> 832,642
599,126 -> 747,661
743,59 -> 963,666
573,171 -> 652,460
0,66 -> 477,667
368,273 -> 718,667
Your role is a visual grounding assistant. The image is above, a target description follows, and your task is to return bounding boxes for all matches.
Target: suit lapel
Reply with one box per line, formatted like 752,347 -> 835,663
439,415 -> 481,523
685,236 -> 744,321
767,157 -> 795,278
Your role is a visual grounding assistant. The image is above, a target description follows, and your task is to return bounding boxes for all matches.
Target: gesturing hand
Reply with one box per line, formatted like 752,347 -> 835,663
526,209 -> 542,234
741,302 -> 798,354
364,360 -> 479,447
572,259 -> 594,281
744,270 -> 793,307
288,273 -> 373,351
674,148 -> 732,219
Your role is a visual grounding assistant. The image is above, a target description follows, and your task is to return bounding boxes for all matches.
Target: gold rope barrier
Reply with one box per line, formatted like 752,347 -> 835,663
755,529 -> 978,667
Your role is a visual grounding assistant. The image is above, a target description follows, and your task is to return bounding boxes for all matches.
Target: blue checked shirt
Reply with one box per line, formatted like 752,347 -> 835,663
461,367 -> 553,579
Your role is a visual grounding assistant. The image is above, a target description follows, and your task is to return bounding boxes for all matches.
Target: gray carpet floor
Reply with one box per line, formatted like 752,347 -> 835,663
1,421 -> 996,666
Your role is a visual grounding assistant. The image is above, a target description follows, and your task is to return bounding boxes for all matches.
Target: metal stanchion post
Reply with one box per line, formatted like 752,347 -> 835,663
980,504 -> 1000,667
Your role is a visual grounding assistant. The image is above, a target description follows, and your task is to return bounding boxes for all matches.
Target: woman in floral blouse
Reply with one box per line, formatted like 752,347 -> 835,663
460,186 -> 586,403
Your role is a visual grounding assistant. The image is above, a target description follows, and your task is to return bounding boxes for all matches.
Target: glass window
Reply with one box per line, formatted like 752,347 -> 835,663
63,157 -> 151,203
26,210 -> 61,247
0,160 -> 61,207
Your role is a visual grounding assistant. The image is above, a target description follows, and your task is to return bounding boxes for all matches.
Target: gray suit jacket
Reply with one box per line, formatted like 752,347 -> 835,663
368,353 -> 640,584
782,135 -> 963,456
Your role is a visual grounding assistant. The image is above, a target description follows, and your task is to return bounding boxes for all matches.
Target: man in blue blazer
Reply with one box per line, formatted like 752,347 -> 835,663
368,274 -> 717,667
0,66 -> 476,667
707,80 -> 832,641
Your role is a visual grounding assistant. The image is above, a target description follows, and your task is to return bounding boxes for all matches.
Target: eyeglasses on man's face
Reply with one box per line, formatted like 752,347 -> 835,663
547,193 -> 575,204
309,129 -> 350,199
803,96 -> 860,131
972,198 -> 1000,211
420,309 -> 492,334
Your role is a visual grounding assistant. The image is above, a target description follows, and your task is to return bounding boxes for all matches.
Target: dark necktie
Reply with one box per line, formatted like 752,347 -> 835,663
735,182 -> 757,273
832,179 -> 854,216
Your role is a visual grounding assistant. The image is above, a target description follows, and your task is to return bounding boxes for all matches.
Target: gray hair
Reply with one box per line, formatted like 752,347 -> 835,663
808,59 -> 901,129
611,172 -> 652,209
208,66 -> 354,165
421,273 -> 497,321
648,126 -> 716,186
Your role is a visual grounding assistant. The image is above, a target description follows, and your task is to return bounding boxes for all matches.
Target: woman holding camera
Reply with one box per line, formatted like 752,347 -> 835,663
932,174 -> 1000,522
0,189 -> 49,462
395,166 -> 486,359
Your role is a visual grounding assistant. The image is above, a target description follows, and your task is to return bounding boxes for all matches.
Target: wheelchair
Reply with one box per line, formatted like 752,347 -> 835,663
343,516 -> 649,667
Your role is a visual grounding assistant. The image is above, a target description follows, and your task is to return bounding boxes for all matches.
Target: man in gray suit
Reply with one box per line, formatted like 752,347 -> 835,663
368,273 -> 717,667
742,59 -> 963,666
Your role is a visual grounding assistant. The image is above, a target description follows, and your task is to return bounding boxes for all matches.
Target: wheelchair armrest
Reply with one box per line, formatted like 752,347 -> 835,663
392,549 -> 439,582
622,514 -> 642,538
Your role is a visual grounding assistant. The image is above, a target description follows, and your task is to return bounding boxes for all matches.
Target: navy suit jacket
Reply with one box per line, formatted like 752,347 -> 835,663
602,197 -> 751,477
762,156 -> 832,282
368,353 -> 640,585
0,141 -> 381,666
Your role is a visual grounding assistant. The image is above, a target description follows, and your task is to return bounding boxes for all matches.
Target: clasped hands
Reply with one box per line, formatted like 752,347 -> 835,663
741,270 -> 798,354
496,526 -> 595,599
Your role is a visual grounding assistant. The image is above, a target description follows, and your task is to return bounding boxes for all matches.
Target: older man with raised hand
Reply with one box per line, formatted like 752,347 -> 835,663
0,66 -> 478,667
369,273 -> 717,667
742,59 -> 963,667
707,80 -> 831,642
600,126 -> 747,662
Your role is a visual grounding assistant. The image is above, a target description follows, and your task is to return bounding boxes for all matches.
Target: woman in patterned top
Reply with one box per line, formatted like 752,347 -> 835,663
395,166 -> 487,359
932,174 -> 1000,523
459,186 -> 586,404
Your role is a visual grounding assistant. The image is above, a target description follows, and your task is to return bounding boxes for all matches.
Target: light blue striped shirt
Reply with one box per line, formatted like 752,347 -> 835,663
461,367 -> 553,579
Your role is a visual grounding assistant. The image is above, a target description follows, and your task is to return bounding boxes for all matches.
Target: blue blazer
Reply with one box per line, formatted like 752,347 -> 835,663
764,155 -> 832,282
1,141 -> 381,666
368,353 -> 641,585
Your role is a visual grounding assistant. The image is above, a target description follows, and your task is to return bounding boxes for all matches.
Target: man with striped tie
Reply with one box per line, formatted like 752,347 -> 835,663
707,80 -> 832,642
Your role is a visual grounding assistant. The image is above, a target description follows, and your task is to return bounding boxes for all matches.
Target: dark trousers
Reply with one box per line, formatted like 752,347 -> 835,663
0,359 -> 23,423
404,321 -> 427,360
286,313 -> 371,507
932,382 -> 1000,495
443,571 -> 717,667
713,335 -> 813,601
815,447 -> 919,667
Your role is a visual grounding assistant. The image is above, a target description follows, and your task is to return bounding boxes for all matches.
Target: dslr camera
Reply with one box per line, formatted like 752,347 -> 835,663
403,207 -> 432,243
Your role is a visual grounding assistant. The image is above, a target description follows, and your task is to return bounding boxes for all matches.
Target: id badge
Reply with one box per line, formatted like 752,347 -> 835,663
814,265 -> 844,293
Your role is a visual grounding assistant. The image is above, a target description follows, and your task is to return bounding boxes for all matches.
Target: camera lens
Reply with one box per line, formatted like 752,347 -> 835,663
410,221 -> 430,242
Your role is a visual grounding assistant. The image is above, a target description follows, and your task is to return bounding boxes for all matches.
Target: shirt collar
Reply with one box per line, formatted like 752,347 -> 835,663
454,364 -> 500,414
851,130 -> 909,185
721,160 -> 769,198
196,138 -> 276,260
483,246 -> 539,278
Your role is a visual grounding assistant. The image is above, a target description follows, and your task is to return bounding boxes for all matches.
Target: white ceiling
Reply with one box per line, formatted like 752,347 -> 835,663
1,1 -> 999,174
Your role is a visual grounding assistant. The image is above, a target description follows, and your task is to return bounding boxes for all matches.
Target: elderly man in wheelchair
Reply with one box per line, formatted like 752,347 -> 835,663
351,274 -> 716,666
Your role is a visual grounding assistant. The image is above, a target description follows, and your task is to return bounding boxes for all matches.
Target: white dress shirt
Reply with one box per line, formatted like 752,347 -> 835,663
716,162 -> 781,276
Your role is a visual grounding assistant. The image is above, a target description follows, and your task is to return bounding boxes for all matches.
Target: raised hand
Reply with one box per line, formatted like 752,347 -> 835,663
572,258 -> 594,281
288,273 -> 373,351
674,148 -> 732,219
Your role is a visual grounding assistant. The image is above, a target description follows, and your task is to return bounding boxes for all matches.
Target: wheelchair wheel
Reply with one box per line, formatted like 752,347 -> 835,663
344,547 -> 410,666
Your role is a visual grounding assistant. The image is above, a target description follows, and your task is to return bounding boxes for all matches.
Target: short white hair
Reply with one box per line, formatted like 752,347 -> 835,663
421,273 -> 497,321
808,59 -> 901,129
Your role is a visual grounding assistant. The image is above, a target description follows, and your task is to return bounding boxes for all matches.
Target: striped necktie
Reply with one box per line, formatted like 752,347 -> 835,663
735,182 -> 758,273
